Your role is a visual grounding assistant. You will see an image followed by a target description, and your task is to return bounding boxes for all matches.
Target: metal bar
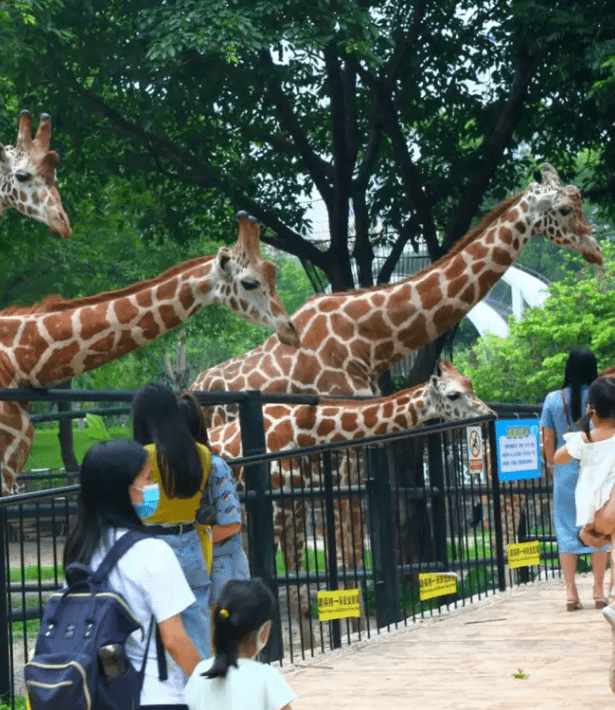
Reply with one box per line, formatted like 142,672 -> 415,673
366,446 -> 400,628
239,391 -> 282,662
488,419 -> 506,592
0,507 -> 11,703
322,451 -> 341,649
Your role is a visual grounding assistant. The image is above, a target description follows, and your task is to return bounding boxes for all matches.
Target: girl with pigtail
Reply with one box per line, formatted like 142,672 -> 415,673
184,579 -> 296,710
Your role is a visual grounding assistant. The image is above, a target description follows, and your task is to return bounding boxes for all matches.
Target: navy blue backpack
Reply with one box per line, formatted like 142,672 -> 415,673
24,530 -> 166,710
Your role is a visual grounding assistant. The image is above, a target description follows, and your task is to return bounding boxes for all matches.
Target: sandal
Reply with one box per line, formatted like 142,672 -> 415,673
595,597 -> 609,609
567,600 -> 583,612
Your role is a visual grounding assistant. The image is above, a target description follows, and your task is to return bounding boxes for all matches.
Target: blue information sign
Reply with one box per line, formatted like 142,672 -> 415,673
495,419 -> 541,482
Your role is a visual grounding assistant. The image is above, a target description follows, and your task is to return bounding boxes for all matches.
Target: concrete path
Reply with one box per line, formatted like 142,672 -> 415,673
283,574 -> 614,709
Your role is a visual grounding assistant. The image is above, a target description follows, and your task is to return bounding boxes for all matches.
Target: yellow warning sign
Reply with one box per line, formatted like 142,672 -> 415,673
317,588 -> 361,621
418,572 -> 458,601
507,540 -> 540,569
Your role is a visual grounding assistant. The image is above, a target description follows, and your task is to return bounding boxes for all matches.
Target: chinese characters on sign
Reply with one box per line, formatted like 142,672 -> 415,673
495,419 -> 541,482
317,588 -> 361,621
507,540 -> 540,569
418,572 -> 458,601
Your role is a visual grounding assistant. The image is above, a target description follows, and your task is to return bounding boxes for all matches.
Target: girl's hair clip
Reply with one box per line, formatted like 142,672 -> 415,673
219,608 -> 230,619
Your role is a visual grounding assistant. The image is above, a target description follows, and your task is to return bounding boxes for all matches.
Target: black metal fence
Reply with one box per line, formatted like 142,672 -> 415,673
0,389 -> 558,707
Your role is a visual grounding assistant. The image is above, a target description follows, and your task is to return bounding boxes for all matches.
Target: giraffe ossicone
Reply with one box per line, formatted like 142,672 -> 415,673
0,212 -> 299,495
0,110 -> 71,239
193,163 -> 601,425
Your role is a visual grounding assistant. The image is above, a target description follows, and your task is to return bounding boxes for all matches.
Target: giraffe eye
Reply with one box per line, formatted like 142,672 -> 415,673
447,392 -> 461,401
240,278 -> 260,291
558,206 -> 572,216
15,171 -> 31,183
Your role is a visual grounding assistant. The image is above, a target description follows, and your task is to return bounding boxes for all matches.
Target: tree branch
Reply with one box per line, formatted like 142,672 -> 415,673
258,49 -> 334,205
443,42 -> 547,251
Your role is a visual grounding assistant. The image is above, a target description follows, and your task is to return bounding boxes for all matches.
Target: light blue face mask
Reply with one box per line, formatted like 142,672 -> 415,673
132,483 -> 160,520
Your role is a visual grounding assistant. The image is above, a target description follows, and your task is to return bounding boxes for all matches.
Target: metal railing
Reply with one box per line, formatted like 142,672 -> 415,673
0,389 -> 557,706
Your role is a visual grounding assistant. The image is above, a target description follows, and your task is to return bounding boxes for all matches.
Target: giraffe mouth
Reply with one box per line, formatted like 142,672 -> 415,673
48,214 -> 71,239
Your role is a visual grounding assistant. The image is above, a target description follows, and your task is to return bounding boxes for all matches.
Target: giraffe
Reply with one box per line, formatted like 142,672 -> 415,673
0,213 -> 299,494
0,110 -> 71,238
206,361 -> 494,631
193,164 -> 601,429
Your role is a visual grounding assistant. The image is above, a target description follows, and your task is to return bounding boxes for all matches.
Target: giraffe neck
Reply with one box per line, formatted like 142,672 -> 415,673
296,195 -> 530,374
0,255 -> 218,386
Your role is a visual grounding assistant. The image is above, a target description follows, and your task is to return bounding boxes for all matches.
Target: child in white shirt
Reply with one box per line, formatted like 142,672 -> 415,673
185,579 -> 296,710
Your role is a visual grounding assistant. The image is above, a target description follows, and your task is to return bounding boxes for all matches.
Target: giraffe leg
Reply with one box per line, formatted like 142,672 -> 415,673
333,455 -> 365,631
275,461 -> 314,643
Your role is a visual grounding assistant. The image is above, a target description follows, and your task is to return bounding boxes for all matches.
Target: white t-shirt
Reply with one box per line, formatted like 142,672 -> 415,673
90,529 -> 196,706
564,431 -> 615,526
185,658 -> 297,710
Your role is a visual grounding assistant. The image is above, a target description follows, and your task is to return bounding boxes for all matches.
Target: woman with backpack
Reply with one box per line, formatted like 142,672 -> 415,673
132,383 -> 213,660
62,439 -> 201,708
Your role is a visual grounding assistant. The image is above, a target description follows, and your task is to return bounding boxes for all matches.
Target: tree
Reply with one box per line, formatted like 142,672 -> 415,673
3,0 -> 615,390
454,243 -> 615,405
3,0 -> 615,288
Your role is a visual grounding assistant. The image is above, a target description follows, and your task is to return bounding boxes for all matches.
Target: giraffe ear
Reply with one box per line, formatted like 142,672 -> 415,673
217,247 -> 232,272
428,375 -> 440,394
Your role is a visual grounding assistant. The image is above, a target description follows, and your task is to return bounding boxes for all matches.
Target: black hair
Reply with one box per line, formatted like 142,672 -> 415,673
177,391 -> 209,446
581,377 -> 615,441
203,579 -> 276,679
562,347 -> 598,422
63,439 -> 148,572
132,382 -> 203,499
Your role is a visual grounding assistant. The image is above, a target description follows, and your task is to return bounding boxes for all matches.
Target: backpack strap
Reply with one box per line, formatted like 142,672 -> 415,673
90,530 -> 151,585
560,390 -> 575,432
91,529 -> 169,681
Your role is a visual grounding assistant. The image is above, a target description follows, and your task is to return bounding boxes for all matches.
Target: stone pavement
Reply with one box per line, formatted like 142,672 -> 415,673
283,574 -> 614,710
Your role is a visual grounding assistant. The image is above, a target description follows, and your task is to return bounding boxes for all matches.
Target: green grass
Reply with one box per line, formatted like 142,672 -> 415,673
9,565 -> 63,583
0,697 -> 27,710
25,425 -> 131,470
275,546 -> 373,575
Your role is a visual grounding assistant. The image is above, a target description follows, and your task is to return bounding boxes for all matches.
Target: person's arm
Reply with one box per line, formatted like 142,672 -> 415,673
212,522 -> 241,545
158,614 -> 201,677
554,442 -> 573,465
542,427 -> 556,466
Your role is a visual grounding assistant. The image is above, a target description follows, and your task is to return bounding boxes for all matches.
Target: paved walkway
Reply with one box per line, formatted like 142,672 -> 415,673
284,574 -> 614,709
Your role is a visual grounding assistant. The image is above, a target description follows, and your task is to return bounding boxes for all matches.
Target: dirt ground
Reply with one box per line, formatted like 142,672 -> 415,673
282,574 -> 615,710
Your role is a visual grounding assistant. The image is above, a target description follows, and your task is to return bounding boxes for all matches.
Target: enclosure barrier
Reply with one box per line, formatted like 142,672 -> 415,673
1,389 -> 557,707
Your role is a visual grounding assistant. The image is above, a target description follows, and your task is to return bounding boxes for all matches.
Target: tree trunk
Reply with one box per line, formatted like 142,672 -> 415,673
56,380 -> 79,480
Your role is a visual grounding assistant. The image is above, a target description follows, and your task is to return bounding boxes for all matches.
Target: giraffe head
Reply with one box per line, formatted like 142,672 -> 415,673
522,163 -> 601,266
0,110 -> 71,239
423,361 -> 495,421
208,212 -> 300,347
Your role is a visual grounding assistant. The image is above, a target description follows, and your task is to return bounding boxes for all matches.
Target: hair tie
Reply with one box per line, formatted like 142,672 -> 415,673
219,608 -> 230,619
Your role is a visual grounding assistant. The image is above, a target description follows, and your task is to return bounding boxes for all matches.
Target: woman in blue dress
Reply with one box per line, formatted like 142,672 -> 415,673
540,347 -> 609,611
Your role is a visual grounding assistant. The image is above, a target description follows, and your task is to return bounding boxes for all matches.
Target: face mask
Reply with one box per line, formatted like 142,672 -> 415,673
132,483 -> 160,520
253,621 -> 271,657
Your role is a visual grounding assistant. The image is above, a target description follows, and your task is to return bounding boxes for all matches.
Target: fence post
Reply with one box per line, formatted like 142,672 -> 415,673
0,505 -> 11,703
239,391 -> 281,662
488,419 -> 507,592
366,445 -> 400,628
322,451 -> 341,649
427,432 -> 448,570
